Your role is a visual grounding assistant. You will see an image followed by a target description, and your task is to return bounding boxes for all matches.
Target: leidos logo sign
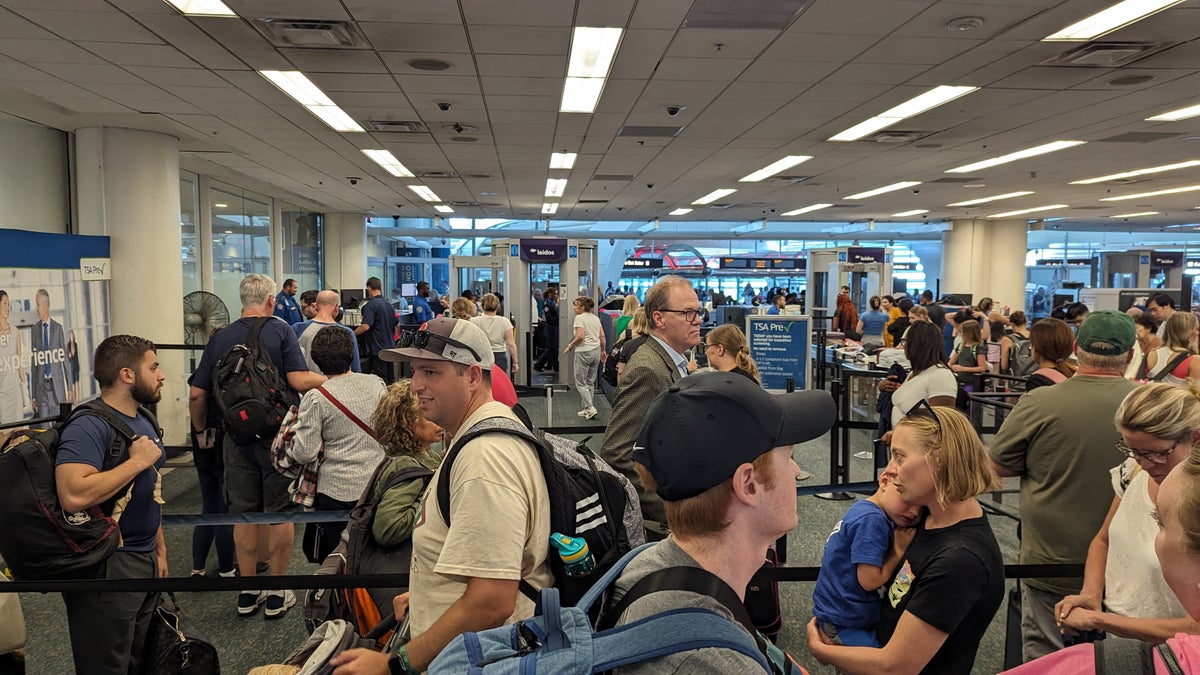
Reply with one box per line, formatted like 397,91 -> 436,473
80,258 -> 111,280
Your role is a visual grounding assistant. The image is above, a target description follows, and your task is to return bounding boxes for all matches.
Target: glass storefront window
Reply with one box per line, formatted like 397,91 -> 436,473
280,203 -> 322,292
211,182 -> 271,311
180,172 -> 200,296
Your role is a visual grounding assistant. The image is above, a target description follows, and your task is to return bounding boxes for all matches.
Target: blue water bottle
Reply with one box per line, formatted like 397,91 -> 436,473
550,532 -> 595,576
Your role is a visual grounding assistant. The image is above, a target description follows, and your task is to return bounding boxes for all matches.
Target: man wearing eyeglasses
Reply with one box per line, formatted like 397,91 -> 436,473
988,311 -> 1139,663
601,275 -> 703,540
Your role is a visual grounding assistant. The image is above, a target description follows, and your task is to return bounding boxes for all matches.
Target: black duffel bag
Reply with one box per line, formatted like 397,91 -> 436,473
143,593 -> 220,674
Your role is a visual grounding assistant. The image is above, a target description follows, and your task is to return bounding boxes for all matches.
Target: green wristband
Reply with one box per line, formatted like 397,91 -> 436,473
398,645 -> 419,675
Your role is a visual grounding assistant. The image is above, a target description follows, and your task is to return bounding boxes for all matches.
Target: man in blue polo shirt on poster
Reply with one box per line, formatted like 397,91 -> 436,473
274,278 -> 303,325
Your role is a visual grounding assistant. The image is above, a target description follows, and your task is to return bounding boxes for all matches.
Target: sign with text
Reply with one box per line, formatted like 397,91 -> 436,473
1153,252 -> 1184,268
623,257 -> 663,270
519,238 -> 567,263
847,247 -> 885,263
747,315 -> 812,392
79,257 -> 111,280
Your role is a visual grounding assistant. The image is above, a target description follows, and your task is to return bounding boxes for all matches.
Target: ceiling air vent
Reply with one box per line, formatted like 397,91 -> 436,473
448,201 -> 478,207
577,199 -> 610,204
867,130 -> 928,144
591,174 -> 635,182
1098,131 -> 1182,143
766,175 -> 810,184
252,19 -> 369,49
683,0 -> 815,29
828,204 -> 862,208
364,120 -> 427,133
930,176 -> 985,184
1039,42 -> 1170,68
417,171 -> 460,179
617,126 -> 684,138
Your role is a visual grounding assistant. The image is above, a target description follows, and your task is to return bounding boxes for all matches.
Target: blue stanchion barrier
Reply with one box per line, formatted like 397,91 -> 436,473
161,510 -> 352,527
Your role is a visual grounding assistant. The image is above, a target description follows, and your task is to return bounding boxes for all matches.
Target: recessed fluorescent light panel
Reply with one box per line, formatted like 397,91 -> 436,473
560,27 -> 623,113
739,155 -> 813,182
1100,185 -> 1200,201
847,182 -> 921,200
407,185 -> 442,202
259,70 -> 363,132
162,0 -> 237,16
361,149 -> 414,178
668,208 -> 692,216
989,204 -> 1068,218
541,203 -> 559,215
828,86 -> 978,142
545,179 -> 568,197
549,152 -> 577,169
947,191 -> 1035,207
782,203 -> 833,217
1111,211 -> 1159,218
1146,103 -> 1200,122
1044,0 -> 1184,41
1071,160 -> 1200,184
691,188 -> 737,205
946,141 -> 1085,173
434,205 -> 454,213
892,209 -> 929,217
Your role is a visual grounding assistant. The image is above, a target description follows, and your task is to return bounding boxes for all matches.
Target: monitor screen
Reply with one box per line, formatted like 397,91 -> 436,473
342,288 -> 366,309
401,283 -> 417,296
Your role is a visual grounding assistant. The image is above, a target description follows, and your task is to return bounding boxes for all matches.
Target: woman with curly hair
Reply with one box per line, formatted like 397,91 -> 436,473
370,379 -> 444,549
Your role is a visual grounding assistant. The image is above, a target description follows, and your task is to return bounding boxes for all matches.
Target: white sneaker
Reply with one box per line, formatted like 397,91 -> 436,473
263,589 -> 296,619
581,406 -> 598,420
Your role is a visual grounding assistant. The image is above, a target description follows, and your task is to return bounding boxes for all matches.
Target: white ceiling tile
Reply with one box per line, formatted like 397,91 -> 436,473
17,9 -> 163,43
79,42 -> 197,68
608,29 -> 673,80
0,38 -> 104,63
665,29 -> 779,59
476,55 -> 563,78
43,96 -> 136,113
343,0 -> 461,23
654,57 -> 752,81
895,2 -> 1040,39
223,0 -> 351,20
461,0 -> 574,26
0,7 -> 55,38
483,94 -> 559,112
741,59 -> 838,83
35,62 -> 145,85
797,0 -> 929,36
126,66 -> 229,87
479,76 -> 560,98
393,74 -> 481,95
377,52 -> 477,77
761,32 -> 878,62
279,48 -> 386,74
826,62 -> 932,85
470,26 -> 570,55
576,0 -> 635,27
361,23 -> 471,53
856,36 -> 981,65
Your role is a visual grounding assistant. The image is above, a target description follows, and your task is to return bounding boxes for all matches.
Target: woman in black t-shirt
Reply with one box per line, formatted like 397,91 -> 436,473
807,404 -> 1004,675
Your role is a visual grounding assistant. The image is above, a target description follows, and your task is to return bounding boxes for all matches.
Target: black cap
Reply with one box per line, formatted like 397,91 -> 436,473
633,371 -> 836,502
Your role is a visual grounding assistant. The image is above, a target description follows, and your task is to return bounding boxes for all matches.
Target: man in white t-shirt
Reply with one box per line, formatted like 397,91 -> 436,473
330,317 -> 551,675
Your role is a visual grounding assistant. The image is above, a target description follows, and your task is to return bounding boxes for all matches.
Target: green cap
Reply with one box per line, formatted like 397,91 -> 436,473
1075,310 -> 1135,355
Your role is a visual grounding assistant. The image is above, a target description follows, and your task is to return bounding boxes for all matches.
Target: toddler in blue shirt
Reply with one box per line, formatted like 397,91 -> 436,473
812,474 -> 920,647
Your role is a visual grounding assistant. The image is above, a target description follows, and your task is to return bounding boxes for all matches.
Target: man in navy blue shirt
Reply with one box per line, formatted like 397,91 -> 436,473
189,274 -> 325,619
56,334 -> 167,674
412,280 -> 435,324
274,277 -> 303,325
355,276 -> 398,381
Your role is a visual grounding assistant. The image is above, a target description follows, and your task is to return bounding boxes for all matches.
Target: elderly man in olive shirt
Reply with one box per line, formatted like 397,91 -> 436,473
988,311 -> 1138,663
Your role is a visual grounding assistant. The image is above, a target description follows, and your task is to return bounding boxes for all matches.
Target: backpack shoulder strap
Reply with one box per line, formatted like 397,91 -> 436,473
592,609 -> 771,674
379,465 -> 434,495
246,316 -> 271,347
436,416 -> 539,527
68,399 -> 140,469
1152,351 -> 1191,381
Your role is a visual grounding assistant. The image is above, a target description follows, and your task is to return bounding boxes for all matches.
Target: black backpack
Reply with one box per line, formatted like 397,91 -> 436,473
436,417 -> 644,609
1006,334 -> 1037,377
0,400 -> 158,580
213,317 -> 291,446
602,329 -> 633,387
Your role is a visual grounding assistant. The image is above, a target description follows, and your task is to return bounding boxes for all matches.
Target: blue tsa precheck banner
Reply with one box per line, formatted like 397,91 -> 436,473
747,315 -> 812,393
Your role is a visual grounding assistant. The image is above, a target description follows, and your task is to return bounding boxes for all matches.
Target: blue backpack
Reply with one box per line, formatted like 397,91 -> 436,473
428,544 -> 804,674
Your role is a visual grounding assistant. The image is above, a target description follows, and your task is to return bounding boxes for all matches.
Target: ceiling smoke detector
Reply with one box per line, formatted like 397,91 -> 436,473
945,16 -> 984,32
407,58 -> 453,71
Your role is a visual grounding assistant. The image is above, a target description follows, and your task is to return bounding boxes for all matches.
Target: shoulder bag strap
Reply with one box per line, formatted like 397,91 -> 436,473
1156,642 -> 1185,675
1152,351 -> 1191,382
315,386 -> 378,441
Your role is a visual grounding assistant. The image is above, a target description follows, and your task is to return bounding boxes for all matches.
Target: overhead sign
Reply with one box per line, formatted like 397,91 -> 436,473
847,247 -> 885,263
519,238 -> 567,263
1153,252 -> 1184,268
718,257 -> 805,271
747,315 -> 812,393
1037,258 -> 1093,266
623,257 -> 664,269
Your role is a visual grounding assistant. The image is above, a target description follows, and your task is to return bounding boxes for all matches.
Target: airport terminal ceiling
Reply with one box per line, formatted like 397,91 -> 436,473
3,0 -> 1200,240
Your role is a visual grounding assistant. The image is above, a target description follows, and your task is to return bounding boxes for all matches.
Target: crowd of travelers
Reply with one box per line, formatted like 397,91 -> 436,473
11,273 -> 1200,675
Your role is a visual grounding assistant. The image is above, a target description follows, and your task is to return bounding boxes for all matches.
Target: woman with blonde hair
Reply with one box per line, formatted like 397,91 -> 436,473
704,323 -> 760,383
615,294 -> 640,336
808,404 -> 1003,674
1146,310 -> 1200,385
470,292 -> 518,375
450,297 -> 475,320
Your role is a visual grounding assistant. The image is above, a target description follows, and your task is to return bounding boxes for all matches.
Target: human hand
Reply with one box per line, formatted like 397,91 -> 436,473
392,592 -> 410,619
157,550 -> 169,578
1055,594 -> 1101,628
511,362 -> 519,374
879,430 -> 894,446
1059,607 -> 1104,634
330,649 -> 390,675
892,526 -> 917,555
805,618 -> 834,664
129,436 -> 163,470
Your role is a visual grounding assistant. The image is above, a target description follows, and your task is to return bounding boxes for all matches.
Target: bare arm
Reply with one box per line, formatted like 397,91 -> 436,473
353,323 -> 369,336
504,326 -> 518,374
999,337 -> 1012,374
188,386 -> 208,433
286,370 -> 326,393
565,326 -> 585,352
807,610 -> 949,675
927,395 -> 956,408
56,436 -> 162,513
1056,496 -> 1119,621
403,576 -> 519,670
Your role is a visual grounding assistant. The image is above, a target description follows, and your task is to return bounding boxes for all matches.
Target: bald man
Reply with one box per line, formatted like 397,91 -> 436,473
293,290 -> 361,374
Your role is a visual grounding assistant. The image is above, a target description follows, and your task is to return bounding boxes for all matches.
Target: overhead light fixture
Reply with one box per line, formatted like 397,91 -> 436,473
541,203 -> 559,214
560,26 -> 623,113
828,85 -> 978,142
1100,184 -> 1200,201
892,209 -> 929,217
214,203 -> 227,208
1043,0 -> 1184,41
1146,102 -> 1200,122
434,205 -> 454,213
549,152 -> 577,169
668,208 -> 692,216
259,70 -> 364,132
545,179 -> 568,197
847,182 -> 921,200
946,140 -> 1085,173
739,155 -> 813,182
825,222 -> 875,235
433,218 -> 452,233
161,0 -> 237,16
1111,211 -> 1159,218
638,221 -> 659,234
989,204 -> 1068,218
782,203 -> 833,217
691,188 -> 737,205
946,191 -> 1035,206
361,149 -> 414,178
407,185 -> 442,202
731,221 -> 766,235
1071,160 -> 1200,184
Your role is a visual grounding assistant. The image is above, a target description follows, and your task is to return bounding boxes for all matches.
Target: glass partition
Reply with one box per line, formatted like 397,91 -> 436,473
280,203 -> 323,292
180,172 -> 200,296
210,182 -> 272,311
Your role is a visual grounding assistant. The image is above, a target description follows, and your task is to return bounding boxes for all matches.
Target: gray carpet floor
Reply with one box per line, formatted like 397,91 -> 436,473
13,375 -> 1022,674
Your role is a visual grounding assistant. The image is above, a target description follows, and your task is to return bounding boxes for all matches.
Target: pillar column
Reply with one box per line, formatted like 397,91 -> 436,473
987,219 -> 1030,312
75,127 -> 187,443
323,212 -> 367,291
942,219 -> 1029,310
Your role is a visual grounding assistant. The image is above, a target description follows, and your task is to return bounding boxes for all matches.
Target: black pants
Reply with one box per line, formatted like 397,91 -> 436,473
305,493 -> 357,562
534,324 -> 560,370
62,549 -> 158,675
191,435 -> 235,572
363,354 -> 392,383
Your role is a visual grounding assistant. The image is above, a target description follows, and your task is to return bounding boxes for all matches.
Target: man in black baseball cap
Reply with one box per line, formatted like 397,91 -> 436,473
606,371 -> 835,672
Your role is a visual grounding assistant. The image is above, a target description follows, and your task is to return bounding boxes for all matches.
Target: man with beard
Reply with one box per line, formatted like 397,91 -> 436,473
55,334 -> 168,674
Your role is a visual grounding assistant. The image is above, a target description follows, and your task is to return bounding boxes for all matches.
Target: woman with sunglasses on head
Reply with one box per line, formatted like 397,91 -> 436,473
808,403 -> 1004,674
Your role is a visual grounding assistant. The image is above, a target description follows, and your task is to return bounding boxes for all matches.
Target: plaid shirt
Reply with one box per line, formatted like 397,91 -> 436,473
269,404 -> 323,509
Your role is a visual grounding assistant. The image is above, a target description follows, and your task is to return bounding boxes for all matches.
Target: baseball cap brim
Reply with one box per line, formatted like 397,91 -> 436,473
378,346 -> 432,363
775,389 -> 837,447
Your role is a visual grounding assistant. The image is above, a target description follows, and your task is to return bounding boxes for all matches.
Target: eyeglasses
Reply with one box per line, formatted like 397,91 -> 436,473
398,329 -> 482,362
659,308 -> 702,323
1116,439 -> 1179,464
906,398 -> 943,432
703,343 -> 717,351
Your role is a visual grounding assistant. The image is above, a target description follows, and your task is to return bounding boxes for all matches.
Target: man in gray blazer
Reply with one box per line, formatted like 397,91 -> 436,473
600,275 -> 701,538
31,288 -> 72,416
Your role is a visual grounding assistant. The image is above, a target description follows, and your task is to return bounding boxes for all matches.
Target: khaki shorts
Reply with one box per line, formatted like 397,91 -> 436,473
222,434 -> 293,514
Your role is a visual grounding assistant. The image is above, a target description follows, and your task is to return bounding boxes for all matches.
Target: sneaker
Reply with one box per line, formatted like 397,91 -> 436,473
576,408 -> 589,417
190,569 -> 206,578
217,568 -> 238,578
263,590 -> 296,620
580,406 -> 598,420
237,591 -> 267,617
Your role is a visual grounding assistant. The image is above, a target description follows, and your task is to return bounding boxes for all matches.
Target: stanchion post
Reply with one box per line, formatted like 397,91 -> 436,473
815,378 -> 853,501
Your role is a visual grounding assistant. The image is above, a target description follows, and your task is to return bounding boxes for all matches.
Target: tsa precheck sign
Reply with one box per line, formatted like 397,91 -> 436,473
747,315 -> 812,392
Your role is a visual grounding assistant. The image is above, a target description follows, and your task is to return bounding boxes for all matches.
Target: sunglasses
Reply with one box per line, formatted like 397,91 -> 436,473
398,329 -> 482,363
906,398 -> 943,432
